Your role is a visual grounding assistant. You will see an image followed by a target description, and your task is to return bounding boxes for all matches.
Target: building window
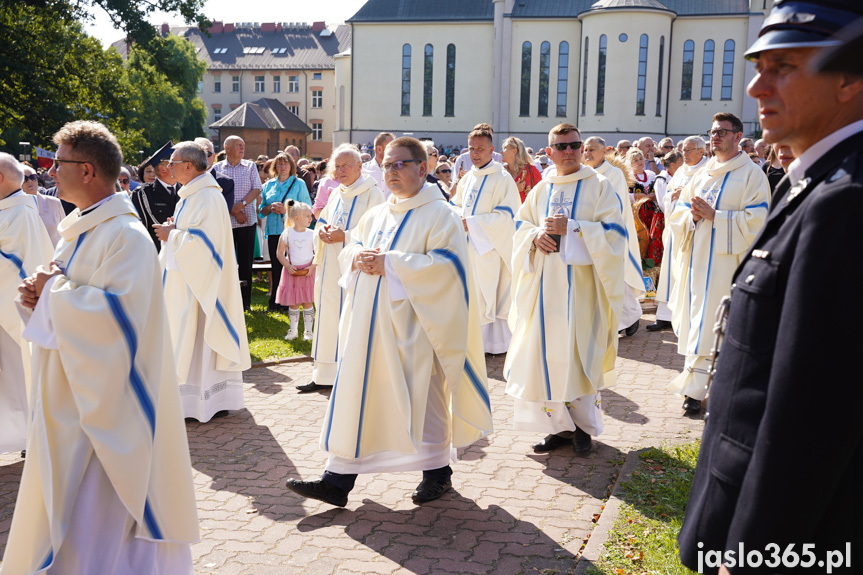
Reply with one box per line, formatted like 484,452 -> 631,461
423,44 -> 433,116
701,39 -> 715,100
214,76 -> 221,93
557,41 -> 569,117
538,41 -> 550,117
311,90 -> 322,108
401,44 -> 411,116
656,36 -> 665,116
254,75 -> 265,93
312,122 -> 322,141
445,44 -> 456,117
721,39 -> 735,100
597,35 -> 606,114
636,34 -> 648,116
681,40 -> 694,100
288,75 -> 299,93
313,72 -> 322,80
273,76 -> 280,93
519,41 -> 531,117
213,107 -> 222,122
287,105 -> 299,116
197,80 -> 203,93
580,38 -> 588,116
232,75 -> 240,93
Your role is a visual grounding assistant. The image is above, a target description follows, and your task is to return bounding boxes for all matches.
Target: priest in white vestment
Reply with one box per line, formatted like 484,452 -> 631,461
298,144 -> 384,393
582,137 -> 646,336
0,153 -> 54,456
156,142 -> 250,422
668,114 -> 770,414
449,127 -> 521,354
4,121 -> 198,575
650,137 -> 707,332
286,137 -> 493,507
505,124 -> 626,455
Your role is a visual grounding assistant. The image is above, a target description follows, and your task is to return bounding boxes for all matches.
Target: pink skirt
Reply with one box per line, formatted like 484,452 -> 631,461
275,262 -> 315,306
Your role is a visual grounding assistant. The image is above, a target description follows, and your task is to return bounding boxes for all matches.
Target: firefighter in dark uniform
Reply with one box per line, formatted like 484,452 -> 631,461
678,2 -> 863,573
131,141 -> 179,251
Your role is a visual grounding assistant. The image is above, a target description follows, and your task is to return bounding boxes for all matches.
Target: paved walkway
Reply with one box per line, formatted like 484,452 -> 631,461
0,315 -> 704,574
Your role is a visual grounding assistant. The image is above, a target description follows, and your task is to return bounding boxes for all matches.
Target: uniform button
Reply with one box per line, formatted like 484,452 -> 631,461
745,274 -> 755,284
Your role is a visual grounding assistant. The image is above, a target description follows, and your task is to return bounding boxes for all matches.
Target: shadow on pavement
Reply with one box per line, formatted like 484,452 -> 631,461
602,389 -> 649,425
245,366 -> 290,395
0,459 -> 24,557
297,495 -> 578,574
187,410 -> 304,522
529,442 -> 626,501
616,328 -> 684,370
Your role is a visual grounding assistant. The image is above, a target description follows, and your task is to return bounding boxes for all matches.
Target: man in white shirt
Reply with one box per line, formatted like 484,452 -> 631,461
451,123 -> 504,184
361,131 -> 394,198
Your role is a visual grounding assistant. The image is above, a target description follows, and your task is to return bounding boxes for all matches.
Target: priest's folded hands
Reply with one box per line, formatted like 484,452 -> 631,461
533,214 -> 569,255
353,248 -> 386,275
16,263 -> 64,309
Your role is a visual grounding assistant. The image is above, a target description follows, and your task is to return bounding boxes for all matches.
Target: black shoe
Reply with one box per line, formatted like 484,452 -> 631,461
411,478 -> 452,504
573,427 -> 592,454
682,397 -> 702,414
20,450 -> 25,459
531,433 -> 571,453
623,320 -> 639,337
285,478 -> 348,507
646,320 -> 672,332
212,410 -> 230,419
296,381 -> 331,393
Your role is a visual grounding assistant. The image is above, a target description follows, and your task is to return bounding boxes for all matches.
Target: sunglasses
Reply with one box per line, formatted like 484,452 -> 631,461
550,141 -> 583,151
437,168 -> 452,174
206,151 -> 214,157
118,178 -> 130,184
24,174 -> 39,181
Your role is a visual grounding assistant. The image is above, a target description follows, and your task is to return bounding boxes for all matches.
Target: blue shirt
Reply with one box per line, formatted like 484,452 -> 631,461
258,175 -> 311,236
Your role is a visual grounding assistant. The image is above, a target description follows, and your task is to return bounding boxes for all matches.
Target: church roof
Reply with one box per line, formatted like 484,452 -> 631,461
348,0 -> 494,22
509,0 -> 749,18
209,98 -> 312,133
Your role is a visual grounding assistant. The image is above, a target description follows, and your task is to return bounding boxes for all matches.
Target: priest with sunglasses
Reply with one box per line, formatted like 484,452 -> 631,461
505,123 -> 626,455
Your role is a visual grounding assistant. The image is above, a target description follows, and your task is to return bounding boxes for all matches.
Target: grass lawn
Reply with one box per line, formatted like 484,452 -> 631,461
245,280 -> 312,362
588,440 -> 701,575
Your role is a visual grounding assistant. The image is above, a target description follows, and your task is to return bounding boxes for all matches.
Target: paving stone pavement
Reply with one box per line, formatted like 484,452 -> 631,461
0,315 -> 704,574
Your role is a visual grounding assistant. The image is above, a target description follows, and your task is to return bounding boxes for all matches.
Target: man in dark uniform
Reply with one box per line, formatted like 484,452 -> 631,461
678,2 -> 863,573
130,141 -> 179,251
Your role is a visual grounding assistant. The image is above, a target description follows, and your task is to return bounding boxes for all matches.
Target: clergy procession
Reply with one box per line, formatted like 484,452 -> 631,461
1,0 -> 862,570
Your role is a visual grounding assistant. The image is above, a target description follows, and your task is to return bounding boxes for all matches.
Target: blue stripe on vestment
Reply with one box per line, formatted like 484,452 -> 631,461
538,274 -> 552,401
356,277 -> 382,457
464,360 -> 491,410
745,201 -> 769,210
601,222 -> 626,236
39,548 -> 54,570
105,293 -> 156,436
64,230 -> 88,274
515,220 -> 524,231
470,175 -> 489,216
144,499 -> 164,540
430,249 -> 468,305
496,205 -> 514,218
215,300 -> 241,346
188,229 -> 223,269
0,249 -> 26,280
317,217 -> 328,226
694,172 -> 731,353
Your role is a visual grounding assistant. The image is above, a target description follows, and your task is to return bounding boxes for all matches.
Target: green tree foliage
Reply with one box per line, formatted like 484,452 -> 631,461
0,0 -> 208,162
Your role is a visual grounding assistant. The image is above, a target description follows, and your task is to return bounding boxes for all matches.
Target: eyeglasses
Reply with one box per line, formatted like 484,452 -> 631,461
682,148 -> 699,153
206,151 -> 214,157
381,159 -> 422,172
550,141 -> 583,151
437,168 -> 452,174
118,178 -> 130,184
24,174 -> 39,181
618,145 -> 632,151
661,145 -> 675,150
53,158 -> 90,168
428,152 -> 438,157
707,129 -> 740,137
168,160 -> 190,166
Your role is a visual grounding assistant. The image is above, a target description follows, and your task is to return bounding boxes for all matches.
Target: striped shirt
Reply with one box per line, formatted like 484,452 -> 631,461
214,158 -> 262,228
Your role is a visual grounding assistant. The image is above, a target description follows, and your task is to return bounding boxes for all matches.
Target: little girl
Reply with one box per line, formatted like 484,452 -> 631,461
275,200 -> 316,340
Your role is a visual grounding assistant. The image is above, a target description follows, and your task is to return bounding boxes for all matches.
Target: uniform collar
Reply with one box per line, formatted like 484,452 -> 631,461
787,118 -> 863,183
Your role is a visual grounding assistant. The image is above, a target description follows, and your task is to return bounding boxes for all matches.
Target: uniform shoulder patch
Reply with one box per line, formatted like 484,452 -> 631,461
827,168 -> 848,183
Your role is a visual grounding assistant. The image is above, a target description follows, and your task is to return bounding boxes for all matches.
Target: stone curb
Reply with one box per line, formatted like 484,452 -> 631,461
250,355 -> 312,369
574,447 -> 648,575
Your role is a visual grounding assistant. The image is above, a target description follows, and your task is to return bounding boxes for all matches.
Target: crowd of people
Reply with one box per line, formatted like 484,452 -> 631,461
0,0 -> 860,570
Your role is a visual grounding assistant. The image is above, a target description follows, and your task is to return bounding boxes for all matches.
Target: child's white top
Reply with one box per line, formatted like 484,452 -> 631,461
280,227 -> 315,266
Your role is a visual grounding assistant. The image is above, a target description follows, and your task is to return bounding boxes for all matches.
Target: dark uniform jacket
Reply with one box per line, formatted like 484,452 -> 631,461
211,167 -> 234,212
131,180 -> 179,251
679,131 -> 863,573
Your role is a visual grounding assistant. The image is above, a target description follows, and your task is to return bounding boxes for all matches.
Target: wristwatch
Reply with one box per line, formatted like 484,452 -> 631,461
242,199 -> 248,206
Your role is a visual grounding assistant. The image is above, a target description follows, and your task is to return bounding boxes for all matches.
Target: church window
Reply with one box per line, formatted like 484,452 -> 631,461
580,38 -> 588,116
636,34 -> 648,115
402,44 -> 411,116
701,40 -> 715,100
520,42 -> 531,117
656,36 -> 664,116
445,44 -> 456,117
538,41 -> 550,117
423,44 -> 433,116
681,40 -> 694,100
721,40 -> 735,100
558,41 -> 569,117
597,35 -> 606,114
